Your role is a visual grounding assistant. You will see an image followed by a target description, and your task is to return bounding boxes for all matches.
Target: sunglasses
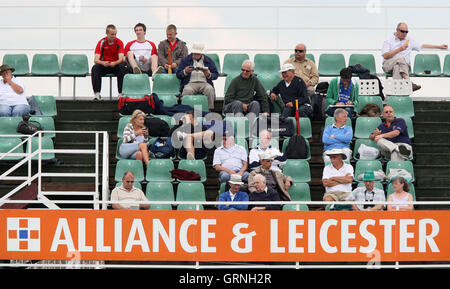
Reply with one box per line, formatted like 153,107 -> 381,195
399,29 -> 408,34
241,68 -> 251,73
295,49 -> 305,53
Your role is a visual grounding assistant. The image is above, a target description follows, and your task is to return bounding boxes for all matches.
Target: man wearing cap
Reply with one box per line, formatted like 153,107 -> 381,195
218,174 -> 249,211
269,63 -> 312,119
346,171 -> 385,211
322,148 -> 354,203
370,105 -> 412,161
0,64 -> 29,117
213,134 -> 249,184
223,59 -> 270,116
248,151 -> 292,202
248,129 -> 285,172
176,43 -> 219,110
283,43 -> 319,100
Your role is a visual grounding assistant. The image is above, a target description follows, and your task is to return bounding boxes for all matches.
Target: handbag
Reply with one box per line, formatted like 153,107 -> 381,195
17,115 -> 43,135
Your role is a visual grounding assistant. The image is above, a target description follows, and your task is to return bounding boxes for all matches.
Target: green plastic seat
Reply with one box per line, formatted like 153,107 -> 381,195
283,204 -> 310,211
151,114 -> 175,128
205,53 -> 221,75
146,182 -> 174,210
60,54 -> 89,76
176,182 -> 205,210
223,74 -> 238,95
116,116 -> 131,139
352,138 -> 380,161
152,73 -> 180,101
318,54 -> 346,76
349,54 -> 377,75
235,138 -> 249,154
354,117 -> 382,139
386,160 -> 415,182
0,117 -> 23,136
33,95 -> 57,117
257,73 -> 281,91
288,117 -> 312,139
115,181 -> 142,190
122,74 -> 151,98
0,137 -> 24,161
413,54 -> 441,77
29,136 -> 55,160
325,116 -> 352,128
281,137 -> 311,161
386,96 -> 415,119
282,159 -> 311,183
387,183 -> 416,201
3,54 -> 30,76
157,94 -> 178,107
224,116 -> 249,139
114,159 -> 145,182
146,159 -> 175,182
443,55 -> 450,76
356,95 -> 383,115
404,117 -> 414,139
29,116 -> 55,138
177,159 -> 207,182
254,54 -> 281,76
31,54 -> 60,75
181,94 -> 209,111
288,182 -> 311,201
354,160 -> 383,182
115,139 -> 124,160
222,53 -> 249,76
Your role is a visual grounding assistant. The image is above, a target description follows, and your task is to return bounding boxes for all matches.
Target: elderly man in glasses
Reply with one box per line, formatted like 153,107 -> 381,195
381,22 -> 447,91
110,171 -> 150,210
223,59 -> 270,117
283,43 -> 319,100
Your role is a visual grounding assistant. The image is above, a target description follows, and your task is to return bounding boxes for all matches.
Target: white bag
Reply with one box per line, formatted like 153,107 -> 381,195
358,144 -> 380,160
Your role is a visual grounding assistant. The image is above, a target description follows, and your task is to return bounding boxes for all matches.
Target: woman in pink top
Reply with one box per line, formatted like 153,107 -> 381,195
387,176 -> 414,211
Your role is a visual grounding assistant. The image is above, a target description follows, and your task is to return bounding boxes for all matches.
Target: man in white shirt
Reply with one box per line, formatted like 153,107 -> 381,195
213,134 -> 249,184
0,65 -> 29,117
110,171 -> 150,210
381,22 -> 447,91
248,129 -> 285,172
322,148 -> 354,203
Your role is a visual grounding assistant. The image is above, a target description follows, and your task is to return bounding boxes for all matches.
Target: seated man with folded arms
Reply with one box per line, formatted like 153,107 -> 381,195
325,67 -> 358,118
369,105 -> 412,161
322,149 -> 354,204
218,174 -> 249,211
322,108 -> 353,162
223,60 -> 270,117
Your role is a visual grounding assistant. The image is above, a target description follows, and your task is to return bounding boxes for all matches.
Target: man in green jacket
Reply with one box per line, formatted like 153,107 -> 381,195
325,67 -> 359,118
223,60 -> 270,117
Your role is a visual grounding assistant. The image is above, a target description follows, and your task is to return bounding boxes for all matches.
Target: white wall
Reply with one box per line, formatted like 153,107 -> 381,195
2,0 -> 450,99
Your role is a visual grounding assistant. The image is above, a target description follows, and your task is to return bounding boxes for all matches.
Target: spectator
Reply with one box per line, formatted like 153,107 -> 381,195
213,134 -> 249,184
381,22 -> 447,91
218,174 -> 249,211
176,43 -> 219,110
118,109 -> 150,166
248,129 -> 285,171
124,23 -> 161,77
91,24 -> 127,100
322,148 -> 354,203
248,174 -> 281,211
111,171 -> 150,210
322,108 -> 353,162
269,63 -> 312,119
170,110 -> 214,160
248,152 -> 292,201
223,60 -> 270,116
369,105 -> 412,161
157,24 -> 188,74
283,43 -> 319,100
346,171 -> 385,211
387,176 -> 414,211
0,64 -> 29,117
325,67 -> 358,118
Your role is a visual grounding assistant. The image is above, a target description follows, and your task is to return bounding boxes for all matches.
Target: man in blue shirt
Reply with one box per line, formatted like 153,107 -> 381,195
369,105 -> 412,161
322,108 -> 353,162
218,174 -> 249,211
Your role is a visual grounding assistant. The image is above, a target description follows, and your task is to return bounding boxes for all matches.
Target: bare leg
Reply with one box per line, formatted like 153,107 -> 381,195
138,143 -> 149,165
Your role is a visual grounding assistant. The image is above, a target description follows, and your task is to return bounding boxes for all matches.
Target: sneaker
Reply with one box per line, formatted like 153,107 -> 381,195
133,66 -> 141,74
398,145 -> 411,158
93,92 -> 101,100
412,83 -> 421,91
177,131 -> 186,141
154,66 -> 164,74
186,152 -> 195,160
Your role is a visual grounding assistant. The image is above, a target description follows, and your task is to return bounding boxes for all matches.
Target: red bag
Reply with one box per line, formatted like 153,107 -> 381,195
118,94 -> 156,115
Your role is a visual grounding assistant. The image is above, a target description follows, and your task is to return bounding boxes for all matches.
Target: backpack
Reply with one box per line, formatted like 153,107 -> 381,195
284,134 -> 308,159
144,117 -> 170,137
17,114 -> 43,135
148,137 -> 175,159
118,94 -> 156,115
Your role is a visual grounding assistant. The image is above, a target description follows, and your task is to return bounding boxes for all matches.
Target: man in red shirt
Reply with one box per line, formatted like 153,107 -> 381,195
91,24 -> 127,100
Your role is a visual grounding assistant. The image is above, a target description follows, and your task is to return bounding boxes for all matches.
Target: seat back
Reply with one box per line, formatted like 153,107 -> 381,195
114,159 -> 145,182
282,159 -> 311,183
254,54 -> 281,76
356,95 -> 383,114
413,54 -> 441,76
31,54 -> 60,75
349,54 -> 377,74
443,54 -> 450,76
176,182 -> 205,210
354,117 -> 382,138
358,79 -> 380,96
146,182 -> 174,210
0,117 -> 22,136
3,54 -> 30,76
33,95 -> 57,117
318,53 -> 346,76
354,160 -> 383,181
257,73 -> 281,91
386,160 -> 415,182
146,159 -> 175,182
122,74 -> 151,98
0,137 -> 24,160
181,94 -> 209,111
30,136 -> 55,160
384,79 -> 413,96
223,53 -> 249,76
386,96 -> 415,118
205,53 -> 221,74
177,159 -> 207,182
61,54 -> 89,76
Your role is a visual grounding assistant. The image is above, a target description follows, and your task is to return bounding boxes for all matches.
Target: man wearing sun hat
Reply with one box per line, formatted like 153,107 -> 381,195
346,171 -> 385,211
218,174 -> 249,211
322,148 -> 354,203
0,64 -> 30,117
269,63 -> 312,119
176,42 -> 219,110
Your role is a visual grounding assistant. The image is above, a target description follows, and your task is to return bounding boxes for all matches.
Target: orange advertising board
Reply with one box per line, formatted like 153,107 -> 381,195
1,209 -> 449,262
